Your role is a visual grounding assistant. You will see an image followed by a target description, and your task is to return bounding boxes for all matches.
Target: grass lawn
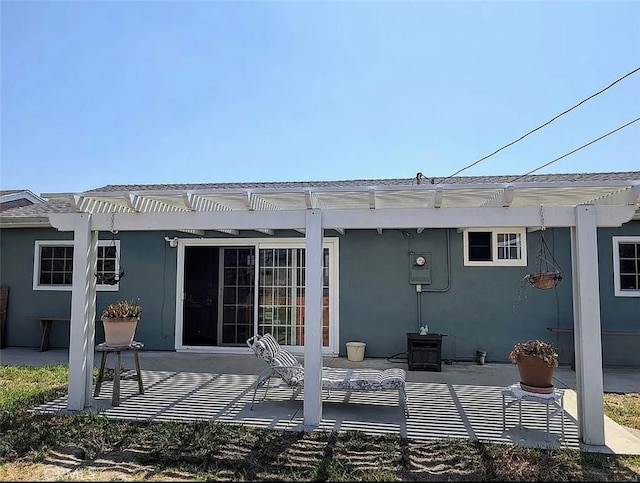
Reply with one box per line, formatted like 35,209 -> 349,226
1,365 -> 639,481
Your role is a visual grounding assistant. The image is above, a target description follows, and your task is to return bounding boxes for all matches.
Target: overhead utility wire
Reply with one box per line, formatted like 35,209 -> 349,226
507,116 -> 640,183
437,66 -> 640,184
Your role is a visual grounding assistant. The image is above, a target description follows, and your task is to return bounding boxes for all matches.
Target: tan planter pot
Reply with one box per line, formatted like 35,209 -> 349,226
516,354 -> 555,388
102,317 -> 139,347
527,271 -> 562,290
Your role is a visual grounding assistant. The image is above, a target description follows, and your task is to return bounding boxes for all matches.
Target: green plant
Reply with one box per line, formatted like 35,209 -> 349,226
101,298 -> 142,319
509,339 -> 558,367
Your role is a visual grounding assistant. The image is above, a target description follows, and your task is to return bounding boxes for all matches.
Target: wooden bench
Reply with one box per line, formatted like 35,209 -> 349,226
546,327 -> 640,370
26,316 -> 70,352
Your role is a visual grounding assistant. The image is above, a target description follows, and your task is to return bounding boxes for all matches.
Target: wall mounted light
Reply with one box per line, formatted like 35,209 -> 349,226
164,236 -> 179,248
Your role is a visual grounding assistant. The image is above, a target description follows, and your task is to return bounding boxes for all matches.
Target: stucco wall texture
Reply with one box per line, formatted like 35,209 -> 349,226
1,222 -> 638,365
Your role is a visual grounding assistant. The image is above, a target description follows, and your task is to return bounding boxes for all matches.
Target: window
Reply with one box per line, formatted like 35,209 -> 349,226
613,236 -> 640,297
33,240 -> 121,291
463,228 -> 527,266
256,247 -> 330,347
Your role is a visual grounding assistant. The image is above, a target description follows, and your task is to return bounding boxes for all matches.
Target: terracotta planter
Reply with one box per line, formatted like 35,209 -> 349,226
527,271 -> 562,290
102,317 -> 139,347
516,354 -> 555,388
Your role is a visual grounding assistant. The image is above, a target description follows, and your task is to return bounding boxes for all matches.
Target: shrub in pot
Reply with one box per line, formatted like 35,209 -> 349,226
509,339 -> 558,392
101,298 -> 142,347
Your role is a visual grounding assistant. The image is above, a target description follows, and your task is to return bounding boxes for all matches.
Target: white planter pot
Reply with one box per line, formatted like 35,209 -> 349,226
346,342 -> 366,362
102,317 -> 139,347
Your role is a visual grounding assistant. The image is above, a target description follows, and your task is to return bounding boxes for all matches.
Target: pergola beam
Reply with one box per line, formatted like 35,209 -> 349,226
502,186 -> 515,207
369,189 -> 376,209
49,205 -> 637,232
434,188 -> 443,208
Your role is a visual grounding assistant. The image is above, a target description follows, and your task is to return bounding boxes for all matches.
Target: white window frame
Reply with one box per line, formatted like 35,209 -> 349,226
612,236 -> 640,297
33,240 -> 121,292
463,227 -> 527,267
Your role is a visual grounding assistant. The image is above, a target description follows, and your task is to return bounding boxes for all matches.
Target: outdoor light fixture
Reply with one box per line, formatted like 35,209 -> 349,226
164,236 -> 179,248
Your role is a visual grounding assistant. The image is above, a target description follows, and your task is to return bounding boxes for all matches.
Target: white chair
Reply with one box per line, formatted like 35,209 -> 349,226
247,333 -> 409,416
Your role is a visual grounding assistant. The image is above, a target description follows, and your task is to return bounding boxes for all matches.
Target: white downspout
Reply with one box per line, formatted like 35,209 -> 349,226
571,204 -> 605,445
67,213 -> 98,410
304,209 -> 323,427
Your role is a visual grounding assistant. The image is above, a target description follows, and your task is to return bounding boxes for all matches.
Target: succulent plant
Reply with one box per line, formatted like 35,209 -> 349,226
101,298 -> 142,319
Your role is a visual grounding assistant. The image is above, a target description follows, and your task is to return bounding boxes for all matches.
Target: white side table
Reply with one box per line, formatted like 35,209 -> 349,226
501,383 -> 565,441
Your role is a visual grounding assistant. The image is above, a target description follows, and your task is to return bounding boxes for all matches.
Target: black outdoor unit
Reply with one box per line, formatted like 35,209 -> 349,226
407,332 -> 445,372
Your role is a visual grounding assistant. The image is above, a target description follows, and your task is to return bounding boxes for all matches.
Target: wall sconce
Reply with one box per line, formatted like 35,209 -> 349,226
164,236 -> 179,248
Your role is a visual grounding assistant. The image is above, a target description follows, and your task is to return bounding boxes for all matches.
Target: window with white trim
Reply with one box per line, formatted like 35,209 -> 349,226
463,228 -> 527,266
613,236 -> 640,297
33,240 -> 121,291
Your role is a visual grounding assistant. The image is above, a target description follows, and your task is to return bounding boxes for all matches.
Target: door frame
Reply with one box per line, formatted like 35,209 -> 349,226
174,237 -> 340,355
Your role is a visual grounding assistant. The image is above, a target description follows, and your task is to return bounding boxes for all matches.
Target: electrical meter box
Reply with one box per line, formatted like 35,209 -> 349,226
409,252 -> 432,284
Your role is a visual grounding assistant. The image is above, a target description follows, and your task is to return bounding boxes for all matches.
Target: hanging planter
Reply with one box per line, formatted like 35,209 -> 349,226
526,205 -> 563,291
527,271 -> 562,290
95,213 -> 126,286
96,269 -> 126,286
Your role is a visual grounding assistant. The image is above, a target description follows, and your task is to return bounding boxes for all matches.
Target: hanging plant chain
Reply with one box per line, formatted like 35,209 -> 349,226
95,212 -> 126,286
527,205 -> 563,290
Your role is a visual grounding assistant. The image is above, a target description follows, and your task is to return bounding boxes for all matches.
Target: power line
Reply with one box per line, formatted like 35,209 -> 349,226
507,116 -> 640,182
437,66 -> 640,184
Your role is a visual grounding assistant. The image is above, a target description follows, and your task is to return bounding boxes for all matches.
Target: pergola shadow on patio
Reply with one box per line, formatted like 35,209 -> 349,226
29,356 -> 578,451
8,348 -> 637,453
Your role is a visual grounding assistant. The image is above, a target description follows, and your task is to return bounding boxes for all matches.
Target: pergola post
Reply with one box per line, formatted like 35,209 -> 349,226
304,209 -> 323,427
571,204 -> 605,445
67,213 -> 98,410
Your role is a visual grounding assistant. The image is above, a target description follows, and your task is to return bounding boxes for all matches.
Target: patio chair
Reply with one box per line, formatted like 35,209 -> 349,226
246,333 -> 409,416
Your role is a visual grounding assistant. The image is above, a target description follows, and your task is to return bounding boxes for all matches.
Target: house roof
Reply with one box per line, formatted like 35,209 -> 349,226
84,171 -> 640,192
1,171 -> 639,228
0,189 -> 26,196
0,189 -> 46,214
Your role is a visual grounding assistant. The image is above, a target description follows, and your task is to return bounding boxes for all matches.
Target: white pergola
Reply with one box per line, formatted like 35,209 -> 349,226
47,179 -> 640,446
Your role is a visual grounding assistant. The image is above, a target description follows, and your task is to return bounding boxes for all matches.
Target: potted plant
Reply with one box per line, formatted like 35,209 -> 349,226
509,339 -> 558,393
101,298 -> 142,347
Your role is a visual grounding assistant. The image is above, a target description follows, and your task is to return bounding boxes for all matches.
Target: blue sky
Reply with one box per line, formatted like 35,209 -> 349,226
2,1 -> 639,195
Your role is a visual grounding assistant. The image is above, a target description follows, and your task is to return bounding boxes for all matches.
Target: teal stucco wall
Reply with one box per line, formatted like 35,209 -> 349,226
0,228 -> 185,350
338,227 -> 573,362
1,222 -> 638,365
338,223 -> 639,365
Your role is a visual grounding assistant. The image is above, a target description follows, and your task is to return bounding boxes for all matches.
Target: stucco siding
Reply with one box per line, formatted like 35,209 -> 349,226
1,223 -> 638,365
338,228 -> 577,364
596,220 -> 640,365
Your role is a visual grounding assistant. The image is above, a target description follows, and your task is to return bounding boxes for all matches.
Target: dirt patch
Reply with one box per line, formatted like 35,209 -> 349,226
0,446 -> 196,482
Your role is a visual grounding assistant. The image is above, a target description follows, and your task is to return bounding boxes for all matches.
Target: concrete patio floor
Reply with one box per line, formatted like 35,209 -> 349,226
2,347 -> 639,455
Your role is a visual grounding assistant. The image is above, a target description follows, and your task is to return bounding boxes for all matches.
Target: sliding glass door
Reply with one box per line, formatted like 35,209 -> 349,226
179,238 -> 337,351
218,247 -> 255,345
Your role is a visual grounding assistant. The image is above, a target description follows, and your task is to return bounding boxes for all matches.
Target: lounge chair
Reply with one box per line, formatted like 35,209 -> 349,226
246,333 -> 409,416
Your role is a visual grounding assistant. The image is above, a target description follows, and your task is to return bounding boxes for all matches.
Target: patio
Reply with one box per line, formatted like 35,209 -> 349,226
3,347 -> 639,454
